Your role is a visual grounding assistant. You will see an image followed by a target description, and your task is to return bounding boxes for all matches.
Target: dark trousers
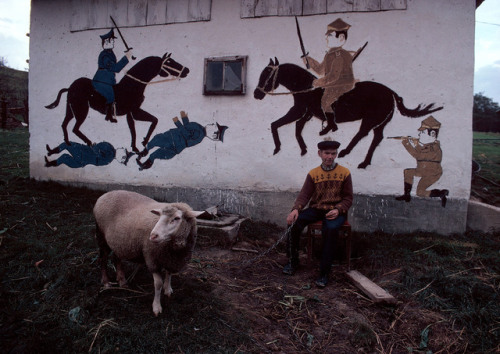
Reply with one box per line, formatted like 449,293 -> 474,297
287,208 -> 346,275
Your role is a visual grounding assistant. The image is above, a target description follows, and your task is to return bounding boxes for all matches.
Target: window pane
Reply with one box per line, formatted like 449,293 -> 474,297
224,62 -> 242,91
206,61 -> 223,91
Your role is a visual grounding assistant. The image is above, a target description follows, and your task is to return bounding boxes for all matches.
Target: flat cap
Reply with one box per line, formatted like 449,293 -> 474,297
318,140 -> 340,150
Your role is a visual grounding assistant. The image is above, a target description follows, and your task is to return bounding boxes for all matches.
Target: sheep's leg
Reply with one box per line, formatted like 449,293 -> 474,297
163,271 -> 172,297
115,258 -> 128,288
152,272 -> 163,316
96,225 -> 112,288
99,249 -> 111,288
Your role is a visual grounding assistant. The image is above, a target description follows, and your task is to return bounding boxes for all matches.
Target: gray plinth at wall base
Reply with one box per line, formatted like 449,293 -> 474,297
78,183 -> 469,235
349,194 -> 468,235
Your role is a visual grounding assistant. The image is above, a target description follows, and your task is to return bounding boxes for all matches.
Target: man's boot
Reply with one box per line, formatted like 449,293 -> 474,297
395,182 -> 412,202
430,189 -> 449,207
283,235 -> 300,275
283,259 -> 299,275
105,103 -> 117,123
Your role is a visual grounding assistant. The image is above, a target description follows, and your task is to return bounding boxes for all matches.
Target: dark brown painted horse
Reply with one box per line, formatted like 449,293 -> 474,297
46,53 -> 189,152
254,58 -> 443,168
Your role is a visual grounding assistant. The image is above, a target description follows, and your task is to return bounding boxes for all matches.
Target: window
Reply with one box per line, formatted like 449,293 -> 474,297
203,56 -> 247,95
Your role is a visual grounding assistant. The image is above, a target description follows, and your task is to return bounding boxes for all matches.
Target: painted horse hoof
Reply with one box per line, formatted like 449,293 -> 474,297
301,149 -> 307,156
357,161 -> 370,169
338,149 -> 348,158
273,148 -> 280,155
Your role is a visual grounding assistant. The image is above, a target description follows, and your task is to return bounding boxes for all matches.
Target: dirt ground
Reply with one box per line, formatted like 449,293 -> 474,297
1,179 -> 495,353
173,225 -> 466,353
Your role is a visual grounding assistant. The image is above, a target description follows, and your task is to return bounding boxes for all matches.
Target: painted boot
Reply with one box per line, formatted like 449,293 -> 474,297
44,156 -> 57,167
136,158 -> 153,171
395,183 -> 412,202
105,103 -> 117,123
46,144 -> 60,156
430,189 -> 449,207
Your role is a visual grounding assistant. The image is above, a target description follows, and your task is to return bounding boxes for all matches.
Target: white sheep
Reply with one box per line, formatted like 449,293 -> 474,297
93,190 -> 197,316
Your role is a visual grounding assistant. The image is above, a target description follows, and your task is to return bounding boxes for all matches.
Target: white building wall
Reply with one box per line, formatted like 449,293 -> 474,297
29,0 -> 475,233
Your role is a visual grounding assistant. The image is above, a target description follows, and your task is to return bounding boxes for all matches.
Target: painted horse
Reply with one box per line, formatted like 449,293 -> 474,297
45,53 -> 189,152
254,58 -> 443,168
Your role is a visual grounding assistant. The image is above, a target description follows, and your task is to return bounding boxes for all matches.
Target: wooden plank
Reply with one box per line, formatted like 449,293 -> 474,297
327,0 -> 353,13
346,270 -> 397,304
381,0 -> 406,10
147,0 -> 168,25
353,0 -> 381,11
255,0 -> 279,17
241,0 -> 256,18
188,0 -> 212,22
88,0 -> 109,29
278,0 -> 302,16
127,0 -> 147,26
108,0 -> 127,28
304,0 -> 326,15
70,0 -> 91,32
166,0 -> 188,23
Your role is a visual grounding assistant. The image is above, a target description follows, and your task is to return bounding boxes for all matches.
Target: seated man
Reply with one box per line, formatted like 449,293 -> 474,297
284,140 -> 353,287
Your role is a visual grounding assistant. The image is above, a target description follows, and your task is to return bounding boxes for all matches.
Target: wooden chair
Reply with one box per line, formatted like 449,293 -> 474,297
306,220 -> 352,271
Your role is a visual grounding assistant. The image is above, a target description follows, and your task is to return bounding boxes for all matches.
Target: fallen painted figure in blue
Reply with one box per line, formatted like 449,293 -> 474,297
45,141 -> 115,168
136,111 -> 227,170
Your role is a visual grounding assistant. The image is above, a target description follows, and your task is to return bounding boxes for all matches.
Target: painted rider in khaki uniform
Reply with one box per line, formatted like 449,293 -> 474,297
303,18 -> 357,133
395,116 -> 449,207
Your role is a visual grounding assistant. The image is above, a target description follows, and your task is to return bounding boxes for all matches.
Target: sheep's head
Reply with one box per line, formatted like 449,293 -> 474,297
149,206 -> 184,243
149,205 -> 195,247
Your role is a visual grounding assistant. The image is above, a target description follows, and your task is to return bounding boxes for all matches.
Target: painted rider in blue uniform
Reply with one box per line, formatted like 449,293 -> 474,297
92,29 -> 132,123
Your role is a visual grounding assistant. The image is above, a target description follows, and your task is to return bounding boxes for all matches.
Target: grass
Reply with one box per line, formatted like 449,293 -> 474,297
1,127 -> 499,353
472,131 -> 500,206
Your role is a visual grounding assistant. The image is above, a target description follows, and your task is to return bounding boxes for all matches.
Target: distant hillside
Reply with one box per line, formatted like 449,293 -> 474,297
0,65 -> 28,127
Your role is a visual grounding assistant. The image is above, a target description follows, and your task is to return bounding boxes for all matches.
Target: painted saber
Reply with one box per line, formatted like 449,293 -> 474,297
295,16 -> 310,69
110,16 -> 136,60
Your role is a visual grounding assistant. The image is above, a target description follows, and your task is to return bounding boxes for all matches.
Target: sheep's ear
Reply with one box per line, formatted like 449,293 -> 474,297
151,209 -> 162,216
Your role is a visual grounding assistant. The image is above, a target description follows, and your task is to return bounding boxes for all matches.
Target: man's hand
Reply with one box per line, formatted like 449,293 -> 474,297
325,208 -> 339,220
287,209 -> 299,225
125,50 -> 134,60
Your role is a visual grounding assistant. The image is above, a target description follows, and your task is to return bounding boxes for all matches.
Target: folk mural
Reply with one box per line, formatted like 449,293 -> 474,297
254,18 -> 443,169
390,116 -> 449,207
44,24 -> 227,171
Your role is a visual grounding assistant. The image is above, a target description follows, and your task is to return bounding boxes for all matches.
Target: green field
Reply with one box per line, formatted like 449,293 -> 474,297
472,131 -> 500,206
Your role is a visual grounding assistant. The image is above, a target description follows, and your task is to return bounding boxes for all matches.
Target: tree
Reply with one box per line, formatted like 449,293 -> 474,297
473,93 -> 500,132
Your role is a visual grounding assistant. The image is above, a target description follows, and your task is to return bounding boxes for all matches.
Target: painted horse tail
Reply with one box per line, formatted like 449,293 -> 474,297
393,92 -> 443,118
45,88 -> 69,109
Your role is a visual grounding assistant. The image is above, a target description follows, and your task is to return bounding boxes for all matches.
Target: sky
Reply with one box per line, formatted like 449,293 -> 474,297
0,0 -> 499,103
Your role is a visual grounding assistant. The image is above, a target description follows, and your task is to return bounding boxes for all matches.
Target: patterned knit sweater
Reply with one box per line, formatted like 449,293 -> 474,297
292,163 -> 353,214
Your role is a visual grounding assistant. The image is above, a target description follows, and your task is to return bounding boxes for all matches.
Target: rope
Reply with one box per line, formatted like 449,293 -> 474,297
238,221 -> 295,268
